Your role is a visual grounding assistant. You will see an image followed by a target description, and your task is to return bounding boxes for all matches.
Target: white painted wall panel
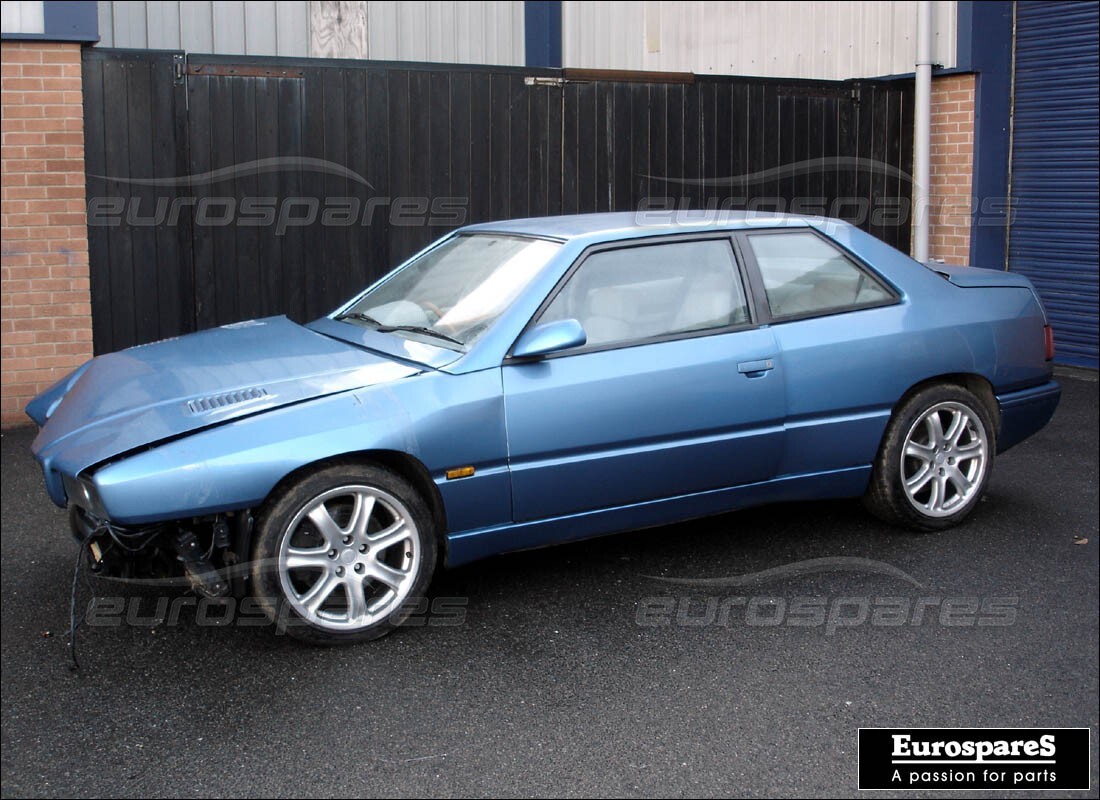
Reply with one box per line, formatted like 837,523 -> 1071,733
96,0 -> 312,56
243,0 -> 278,55
274,1 -> 309,57
563,1 -> 957,79
345,1 -> 525,65
145,1 -> 181,49
211,1 -> 246,54
95,1 -> 524,65
177,1 -> 214,52
93,0 -> 950,78
1,0 -> 45,35
117,0 -> 149,48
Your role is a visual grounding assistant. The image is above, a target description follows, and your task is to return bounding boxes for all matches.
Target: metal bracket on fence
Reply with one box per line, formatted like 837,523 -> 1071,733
525,76 -> 566,87
186,63 -> 306,79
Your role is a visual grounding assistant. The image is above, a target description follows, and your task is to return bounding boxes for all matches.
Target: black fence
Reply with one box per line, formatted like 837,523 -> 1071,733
82,49 -> 914,354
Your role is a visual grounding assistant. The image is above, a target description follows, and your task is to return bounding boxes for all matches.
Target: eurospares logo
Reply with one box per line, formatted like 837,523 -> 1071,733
857,728 -> 1091,791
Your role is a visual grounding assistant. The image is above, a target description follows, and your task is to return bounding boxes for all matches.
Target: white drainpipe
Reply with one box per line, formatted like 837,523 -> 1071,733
913,0 -> 933,262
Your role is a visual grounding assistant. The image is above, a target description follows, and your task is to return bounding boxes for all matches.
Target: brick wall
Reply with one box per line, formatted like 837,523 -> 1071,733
928,73 -> 976,264
1,41 -> 92,427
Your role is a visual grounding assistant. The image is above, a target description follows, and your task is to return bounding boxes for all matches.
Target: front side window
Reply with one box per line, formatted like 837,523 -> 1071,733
341,234 -> 561,349
539,238 -> 750,349
746,231 -> 894,319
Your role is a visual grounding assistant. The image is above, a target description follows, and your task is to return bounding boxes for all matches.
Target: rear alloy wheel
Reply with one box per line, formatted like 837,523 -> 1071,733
864,384 -> 996,531
253,464 -> 436,643
900,401 -> 989,518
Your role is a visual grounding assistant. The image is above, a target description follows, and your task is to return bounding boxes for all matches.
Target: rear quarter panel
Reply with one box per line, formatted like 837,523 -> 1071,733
778,221 -> 1052,474
815,220 -> 1052,393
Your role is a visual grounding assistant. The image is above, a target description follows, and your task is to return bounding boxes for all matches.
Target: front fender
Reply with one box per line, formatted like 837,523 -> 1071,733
25,362 -> 91,428
90,369 -> 509,535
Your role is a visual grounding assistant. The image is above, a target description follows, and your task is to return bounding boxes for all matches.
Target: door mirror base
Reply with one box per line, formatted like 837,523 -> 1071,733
511,319 -> 587,359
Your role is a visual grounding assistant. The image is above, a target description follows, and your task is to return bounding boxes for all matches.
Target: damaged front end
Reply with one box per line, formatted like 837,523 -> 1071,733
69,502 -> 254,599
27,315 -> 438,600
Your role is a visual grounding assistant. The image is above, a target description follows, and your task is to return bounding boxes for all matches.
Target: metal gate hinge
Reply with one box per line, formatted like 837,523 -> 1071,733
525,76 -> 565,87
173,54 -> 185,85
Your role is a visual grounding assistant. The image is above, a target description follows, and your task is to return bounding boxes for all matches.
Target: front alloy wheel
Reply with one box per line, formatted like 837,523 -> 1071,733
253,464 -> 436,643
279,486 -> 421,631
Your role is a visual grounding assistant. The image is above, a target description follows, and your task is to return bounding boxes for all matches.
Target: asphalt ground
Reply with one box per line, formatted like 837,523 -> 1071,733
1,371 -> 1097,798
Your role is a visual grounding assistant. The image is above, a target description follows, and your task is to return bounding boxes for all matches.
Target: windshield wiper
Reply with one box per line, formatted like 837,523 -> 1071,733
335,311 -> 384,327
375,324 -> 465,348
335,312 -> 464,349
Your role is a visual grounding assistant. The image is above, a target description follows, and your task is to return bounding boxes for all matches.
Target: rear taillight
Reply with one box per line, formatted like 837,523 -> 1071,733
1044,325 -> 1055,361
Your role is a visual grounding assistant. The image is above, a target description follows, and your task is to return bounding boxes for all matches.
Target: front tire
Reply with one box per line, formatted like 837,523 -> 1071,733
252,463 -> 437,644
864,383 -> 996,531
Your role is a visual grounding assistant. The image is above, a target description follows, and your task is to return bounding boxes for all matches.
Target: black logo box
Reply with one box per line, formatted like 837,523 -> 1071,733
858,728 -> 1091,792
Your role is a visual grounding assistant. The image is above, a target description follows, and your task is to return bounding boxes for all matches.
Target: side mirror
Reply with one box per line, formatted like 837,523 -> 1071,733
511,318 -> 587,359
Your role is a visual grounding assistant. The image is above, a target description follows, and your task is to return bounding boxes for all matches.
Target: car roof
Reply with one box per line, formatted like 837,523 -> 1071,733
459,210 -> 820,242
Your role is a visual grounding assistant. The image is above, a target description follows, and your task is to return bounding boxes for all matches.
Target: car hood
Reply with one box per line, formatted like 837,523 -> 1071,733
29,316 -> 425,477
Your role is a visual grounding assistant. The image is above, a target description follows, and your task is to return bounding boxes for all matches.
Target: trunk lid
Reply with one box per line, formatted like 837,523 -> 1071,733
927,262 -> 1038,290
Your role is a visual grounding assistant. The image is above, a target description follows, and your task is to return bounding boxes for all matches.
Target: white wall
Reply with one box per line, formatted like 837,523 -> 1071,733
95,1 -> 526,64
96,1 -> 311,55
327,1 -> 525,64
563,1 -> 957,80
95,0 -> 956,77
1,1 -> 45,35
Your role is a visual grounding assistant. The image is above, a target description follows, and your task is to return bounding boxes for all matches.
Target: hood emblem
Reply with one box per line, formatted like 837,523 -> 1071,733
187,387 -> 269,415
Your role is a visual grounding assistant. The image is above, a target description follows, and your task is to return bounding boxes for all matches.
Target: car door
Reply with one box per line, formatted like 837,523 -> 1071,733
501,234 -> 785,523
737,228 -> 904,478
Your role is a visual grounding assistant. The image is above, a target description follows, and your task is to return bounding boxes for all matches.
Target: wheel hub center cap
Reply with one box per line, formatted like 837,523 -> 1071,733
339,548 -> 357,565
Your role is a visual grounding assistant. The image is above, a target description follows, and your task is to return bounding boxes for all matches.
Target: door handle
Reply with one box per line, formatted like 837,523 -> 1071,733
737,358 -> 775,377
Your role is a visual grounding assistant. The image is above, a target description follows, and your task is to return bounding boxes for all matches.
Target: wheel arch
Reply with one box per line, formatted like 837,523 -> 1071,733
893,373 -> 1001,430
261,449 -> 449,559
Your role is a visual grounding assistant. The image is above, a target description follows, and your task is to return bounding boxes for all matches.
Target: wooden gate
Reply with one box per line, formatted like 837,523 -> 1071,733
83,49 -> 913,353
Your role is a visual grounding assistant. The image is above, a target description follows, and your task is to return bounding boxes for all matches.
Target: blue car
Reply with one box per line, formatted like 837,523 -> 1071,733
27,212 -> 1061,643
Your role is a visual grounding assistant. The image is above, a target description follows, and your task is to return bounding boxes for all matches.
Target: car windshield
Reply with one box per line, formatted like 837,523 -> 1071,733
339,234 -> 561,349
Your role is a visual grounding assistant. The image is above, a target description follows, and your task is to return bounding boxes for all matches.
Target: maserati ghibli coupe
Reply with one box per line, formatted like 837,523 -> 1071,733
27,212 -> 1061,643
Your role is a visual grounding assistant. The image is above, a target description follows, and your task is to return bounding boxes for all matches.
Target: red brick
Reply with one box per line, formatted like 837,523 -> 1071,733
23,144 -> 71,160
924,74 -> 976,266
1,42 -> 90,426
17,64 -> 66,78
3,45 -> 44,64
40,50 -> 79,64
3,77 -> 44,91
41,77 -> 80,92
2,132 -> 46,145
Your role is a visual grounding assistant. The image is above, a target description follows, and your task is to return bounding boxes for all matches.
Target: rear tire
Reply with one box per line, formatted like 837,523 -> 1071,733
251,463 -> 437,644
864,383 -> 996,531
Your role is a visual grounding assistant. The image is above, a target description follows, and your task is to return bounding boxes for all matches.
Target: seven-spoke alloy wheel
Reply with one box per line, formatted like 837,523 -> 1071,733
279,485 -> 421,631
865,383 -> 997,531
253,464 -> 436,643
900,401 -> 989,518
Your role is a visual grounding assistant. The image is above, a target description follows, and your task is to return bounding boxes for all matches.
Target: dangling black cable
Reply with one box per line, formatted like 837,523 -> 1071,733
68,538 -> 87,671
67,520 -> 167,670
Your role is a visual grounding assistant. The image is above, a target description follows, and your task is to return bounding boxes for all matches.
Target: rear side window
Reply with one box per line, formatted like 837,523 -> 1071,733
746,231 -> 894,319
539,239 -> 751,349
